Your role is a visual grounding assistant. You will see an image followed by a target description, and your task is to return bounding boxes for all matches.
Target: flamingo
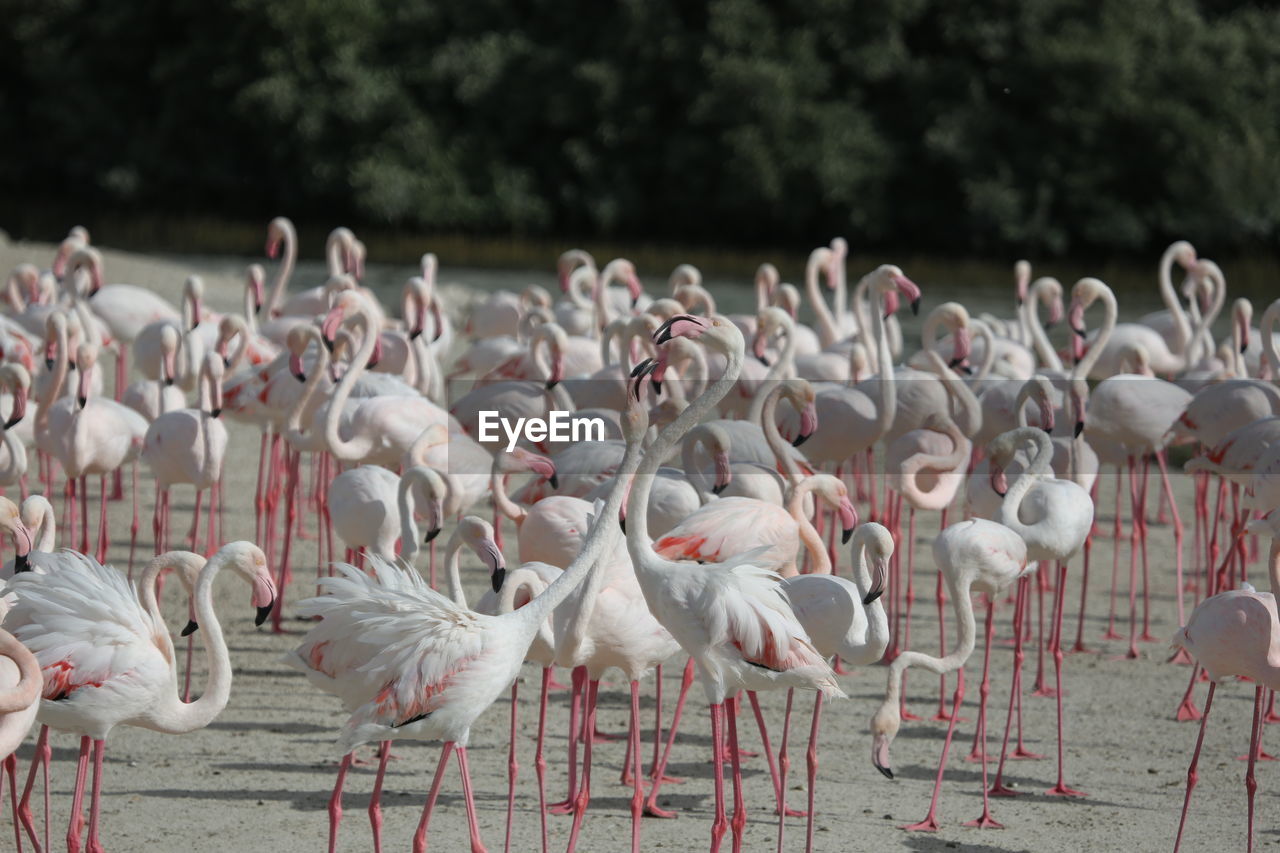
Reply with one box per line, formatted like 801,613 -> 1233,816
142,352 -> 227,558
1171,512 -> 1280,853
5,543 -> 276,853
0,627 -> 40,853
986,426 -> 1094,796
122,323 -> 185,422
869,516 -> 1029,831
625,314 -> 844,853
286,516 -> 504,853
291,385 -> 643,853
776,522 -> 892,852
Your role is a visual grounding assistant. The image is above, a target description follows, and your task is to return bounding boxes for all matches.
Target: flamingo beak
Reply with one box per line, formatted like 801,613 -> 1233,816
990,467 -> 1008,498
4,387 -> 26,429
1074,420 -> 1085,439
863,556 -> 888,605
712,451 -> 732,495
839,497 -> 858,544
424,526 -> 442,544
872,735 -> 893,780
289,353 -> 306,383
793,403 -> 818,447
181,620 -> 199,637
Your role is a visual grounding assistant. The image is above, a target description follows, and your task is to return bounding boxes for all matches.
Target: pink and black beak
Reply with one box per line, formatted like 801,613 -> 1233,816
289,351 -> 307,383
1037,395 -> 1055,435
526,453 -> 559,490
630,358 -> 659,400
4,383 -> 27,430
793,402 -> 818,448
481,539 -> 507,593
626,272 -> 644,309
752,330 -> 770,366
653,314 -> 705,345
320,304 -> 345,352
545,355 -> 564,390
12,519 -> 33,573
1238,312 -> 1251,355
711,451 -> 732,495
1068,300 -> 1087,340
838,496 -> 858,544
892,273 -> 922,316
990,466 -> 1009,498
367,335 -> 384,370
949,325 -> 971,370
863,554 -> 889,606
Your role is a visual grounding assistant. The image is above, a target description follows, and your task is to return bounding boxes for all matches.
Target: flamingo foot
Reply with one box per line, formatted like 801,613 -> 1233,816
1068,641 -> 1093,655
591,727 -> 626,743
643,801 -> 678,819
962,812 -> 1004,829
776,806 -> 807,818
1045,783 -> 1087,797
900,815 -> 940,832
1101,630 -> 1123,641
900,709 -> 924,722
1236,750 -> 1278,762
1139,632 -> 1160,643
1175,698 -> 1202,722
547,799 -> 577,816
1010,747 -> 1044,760
1265,711 -> 1280,725
1031,686 -> 1059,698
1168,647 -> 1194,666
988,782 -> 1019,798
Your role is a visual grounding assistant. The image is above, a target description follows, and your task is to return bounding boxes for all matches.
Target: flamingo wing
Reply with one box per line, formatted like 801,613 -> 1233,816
4,552 -> 166,700
654,498 -> 792,564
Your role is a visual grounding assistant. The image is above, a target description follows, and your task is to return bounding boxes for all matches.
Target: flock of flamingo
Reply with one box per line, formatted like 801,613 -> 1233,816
0,221 -> 1275,852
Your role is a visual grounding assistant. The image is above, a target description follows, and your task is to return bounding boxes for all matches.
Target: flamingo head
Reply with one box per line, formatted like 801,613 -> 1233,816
320,291 -> 366,351
859,522 -> 894,605
870,701 -> 900,779
265,217 -> 293,259
883,266 -> 922,316
1171,240 -> 1197,271
1014,259 -> 1031,306
513,447 -> 558,490
0,497 -> 33,568
2,364 -> 29,430
247,264 -> 266,315
711,449 -> 732,496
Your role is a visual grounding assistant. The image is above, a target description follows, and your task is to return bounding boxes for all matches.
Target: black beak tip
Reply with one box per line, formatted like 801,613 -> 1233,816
1241,342 -> 1249,354
13,553 -> 30,573
181,619 -> 199,637
630,296 -> 639,309
254,304 -> 262,316
1045,320 -> 1058,330
210,408 -> 222,419
424,527 -> 442,544
1041,426 -> 1053,435
756,354 -> 770,367
1074,421 -> 1085,439
1016,297 -> 1024,307
910,298 -> 920,316
409,328 -> 422,341
77,396 -> 87,408
842,527 -> 854,544
44,358 -> 54,371
652,378 -> 663,394
165,376 -> 175,387
959,364 -> 973,376
255,603 -> 274,626
491,567 -> 506,594
223,356 -> 232,369
619,516 -> 627,533
947,357 -> 961,368
3,415 -> 19,430
875,764 -> 894,780
862,589 -> 884,606
712,483 -> 728,496
322,336 -> 335,352
548,473 -> 559,489
1072,325 -> 1087,339
545,379 -> 559,390
293,371 -> 306,383
791,433 -> 810,448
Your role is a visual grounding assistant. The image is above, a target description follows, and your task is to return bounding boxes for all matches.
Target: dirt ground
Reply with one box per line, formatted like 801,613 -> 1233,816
0,237 -> 1267,852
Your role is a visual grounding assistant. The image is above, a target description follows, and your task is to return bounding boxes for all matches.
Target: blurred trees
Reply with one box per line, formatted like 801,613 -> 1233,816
1,0 -> 1277,255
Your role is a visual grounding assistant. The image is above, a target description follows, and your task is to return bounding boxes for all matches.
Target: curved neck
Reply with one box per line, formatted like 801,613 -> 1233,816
32,501 -> 56,552
0,431 -> 24,485
0,629 -> 40,714
443,529 -> 468,607
805,256 -> 839,349
284,342 -> 331,445
997,432 -> 1054,535
872,288 -> 895,438
36,322 -> 70,432
788,479 -> 830,574
748,321 -> 796,424
1023,282 -> 1063,372
902,422 -> 970,492
266,226 -> 296,319
152,553 -> 236,733
324,314 -> 378,461
1261,299 -> 1280,379
1269,538 -> 1280,600
877,574 -> 976,719
1071,287 -> 1117,381
681,427 -> 717,504
1158,245 -> 1192,352
761,389 -> 804,488
490,457 -> 527,525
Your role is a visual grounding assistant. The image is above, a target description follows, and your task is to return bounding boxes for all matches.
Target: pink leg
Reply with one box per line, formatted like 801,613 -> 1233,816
1125,458 -> 1141,659
564,679 -> 599,853
85,740 -> 104,853
455,747 -> 487,853
901,668 -> 966,832
274,451 -> 301,633
727,694 -> 746,853
900,507 -> 919,720
255,431 -> 268,544
747,690 -> 802,817
1046,562 -> 1085,796
190,488 -> 202,552
1138,457 -> 1157,643
548,667 -> 585,814
628,680 -> 644,853
79,476 -> 89,554
1032,564 -> 1055,695
963,600 -> 1003,827
1103,467 -> 1124,640
1071,509 -> 1095,654
710,703 -> 728,853
775,690 -> 795,853
96,476 -> 108,563
1174,680 -> 1215,852
932,570 -> 953,721
17,724 -> 49,852
1247,685 -> 1263,853
990,578 -> 1030,797
368,742 -> 390,853
411,742 -> 455,853
503,682 -> 519,853
128,463 -> 139,578
803,693 -> 824,853
534,668 -> 551,853
5,754 -> 22,853
328,752 -> 352,853
66,736 -> 90,853
1155,451 -> 1186,626
645,658 -> 695,817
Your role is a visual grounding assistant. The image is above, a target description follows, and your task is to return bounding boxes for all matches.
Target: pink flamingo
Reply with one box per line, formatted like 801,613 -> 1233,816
7,543 -> 276,853
626,315 -> 844,853
1171,512 -> 1280,853
986,426 -> 1094,797
142,352 -> 227,558
291,393 -> 641,853
0,627 -> 40,853
287,517 -> 505,853
870,516 -> 1029,831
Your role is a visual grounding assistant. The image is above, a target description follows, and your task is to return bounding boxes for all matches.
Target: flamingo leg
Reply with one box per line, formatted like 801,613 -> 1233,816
901,506 -> 919,719
1155,450 -> 1186,626
803,692 -> 825,853
5,754 -> 22,853
1071,516 -> 1094,654
17,723 -> 49,852
128,462 -> 139,578
1104,466 -> 1123,640
328,752 -> 352,853
1247,685 -> 1263,853
564,679 -> 599,853
1126,457 -> 1141,659
932,569 -> 952,721
66,736 -> 90,853
534,668 -> 550,853
411,742 -> 455,853
1138,457 -> 1156,643
368,742 -> 390,853
456,747 -> 486,853
548,666 -> 584,814
190,488 -> 202,552
273,449 -> 301,633
963,599 -> 1003,828
710,702 -> 727,853
503,682 -> 519,853
1174,680 -> 1215,853
85,740 -> 105,853
1047,562 -> 1086,797
747,690 -> 802,817
775,689 -> 794,853
95,476 -> 108,563
727,694 -> 746,853
628,680 -> 643,853
644,658 -> 694,817
901,668 -> 966,832
79,475 -> 89,554
990,577 -> 1030,796
1032,563 -> 1054,695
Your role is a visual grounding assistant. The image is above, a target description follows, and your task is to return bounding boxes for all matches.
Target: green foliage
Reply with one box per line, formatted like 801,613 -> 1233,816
1,0 -> 1276,254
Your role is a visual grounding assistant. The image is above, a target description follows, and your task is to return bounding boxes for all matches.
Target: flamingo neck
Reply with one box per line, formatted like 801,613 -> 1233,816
804,256 -> 839,349
0,629 -> 40,714
324,313 -> 378,461
489,459 -> 526,525
153,553 -> 236,733
997,431 -> 1054,537
1158,244 -> 1192,353
1024,283 -> 1063,372
443,529 -> 468,607
761,389 -> 804,489
872,287 -> 896,438
266,225 -> 296,319
1071,286 -> 1117,381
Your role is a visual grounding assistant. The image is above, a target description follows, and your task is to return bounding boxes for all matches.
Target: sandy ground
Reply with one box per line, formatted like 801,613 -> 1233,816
0,237 -> 1267,852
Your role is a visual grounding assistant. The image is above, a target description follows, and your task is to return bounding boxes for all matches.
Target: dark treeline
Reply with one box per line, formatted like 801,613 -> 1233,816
2,0 -> 1278,257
